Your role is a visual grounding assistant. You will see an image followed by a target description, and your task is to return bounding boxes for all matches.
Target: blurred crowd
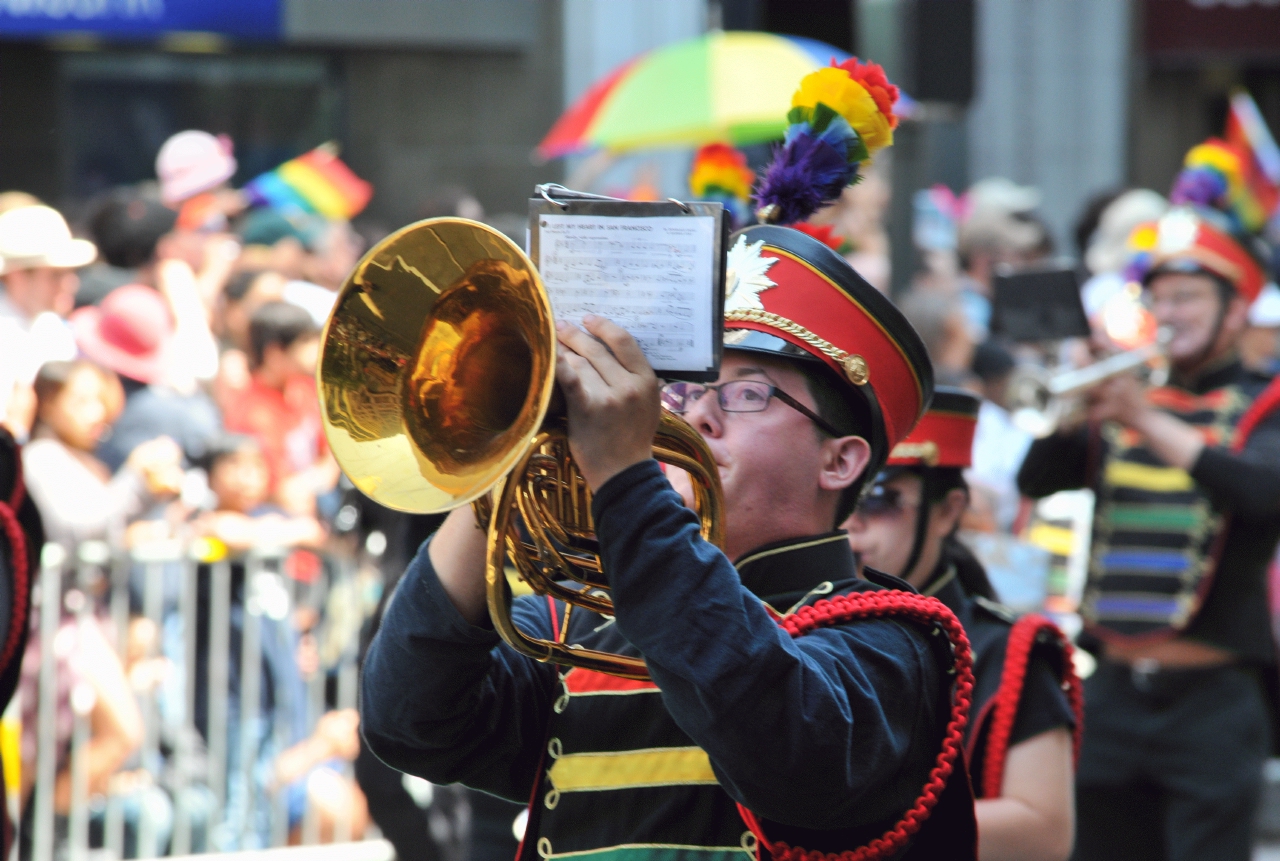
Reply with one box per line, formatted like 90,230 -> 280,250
0,130 -> 511,860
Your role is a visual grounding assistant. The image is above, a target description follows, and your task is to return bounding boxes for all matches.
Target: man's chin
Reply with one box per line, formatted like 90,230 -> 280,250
1167,340 -> 1211,368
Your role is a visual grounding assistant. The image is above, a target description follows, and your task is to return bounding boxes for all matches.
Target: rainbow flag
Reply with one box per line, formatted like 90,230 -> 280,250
1224,90 -> 1280,228
244,143 -> 373,220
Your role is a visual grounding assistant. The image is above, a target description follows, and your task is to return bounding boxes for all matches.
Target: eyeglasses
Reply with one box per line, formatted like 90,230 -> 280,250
660,379 -> 845,437
857,484 -> 918,519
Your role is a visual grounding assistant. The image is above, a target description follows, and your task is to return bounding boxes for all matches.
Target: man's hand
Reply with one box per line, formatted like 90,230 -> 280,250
1084,373 -> 1148,428
1086,373 -> 1204,471
555,316 -> 660,491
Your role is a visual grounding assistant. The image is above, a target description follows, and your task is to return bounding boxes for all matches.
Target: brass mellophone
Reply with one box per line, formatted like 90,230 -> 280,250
316,218 -> 724,680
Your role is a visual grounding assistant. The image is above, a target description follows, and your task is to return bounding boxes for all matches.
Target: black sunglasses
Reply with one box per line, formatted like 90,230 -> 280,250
857,484 -> 916,519
661,379 -> 846,438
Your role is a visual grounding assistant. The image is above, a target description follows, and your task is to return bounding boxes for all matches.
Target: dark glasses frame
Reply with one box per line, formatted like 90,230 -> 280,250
661,380 -> 846,438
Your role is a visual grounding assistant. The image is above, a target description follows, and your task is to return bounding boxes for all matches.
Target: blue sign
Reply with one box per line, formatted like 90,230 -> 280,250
0,0 -> 281,40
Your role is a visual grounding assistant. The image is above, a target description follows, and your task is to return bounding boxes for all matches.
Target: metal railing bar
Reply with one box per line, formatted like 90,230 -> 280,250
173,552 -> 201,856
31,544 -> 64,861
237,557 -> 263,849
106,549 -> 129,859
207,560 -> 232,834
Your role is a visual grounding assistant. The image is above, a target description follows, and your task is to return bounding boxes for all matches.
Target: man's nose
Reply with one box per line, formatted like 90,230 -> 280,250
683,390 -> 724,438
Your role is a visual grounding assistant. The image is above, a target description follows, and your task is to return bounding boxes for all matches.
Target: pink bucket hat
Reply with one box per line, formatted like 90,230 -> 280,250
155,130 -> 237,207
70,285 -> 174,384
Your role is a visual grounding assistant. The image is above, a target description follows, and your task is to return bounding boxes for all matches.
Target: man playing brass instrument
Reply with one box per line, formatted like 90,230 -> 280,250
1019,139 -> 1280,861
360,224 -> 980,860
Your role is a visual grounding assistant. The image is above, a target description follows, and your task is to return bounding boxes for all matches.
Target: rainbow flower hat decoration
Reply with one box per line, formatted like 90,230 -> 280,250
754,57 -> 900,225
537,31 -> 915,160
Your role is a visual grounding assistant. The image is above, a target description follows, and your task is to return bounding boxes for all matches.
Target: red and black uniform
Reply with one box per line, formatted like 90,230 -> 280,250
875,388 -> 1081,799
920,548 -> 1079,798
362,224 -> 980,861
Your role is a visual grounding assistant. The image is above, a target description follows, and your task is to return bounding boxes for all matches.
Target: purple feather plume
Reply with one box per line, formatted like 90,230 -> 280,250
753,132 -> 855,226
1170,168 -> 1226,210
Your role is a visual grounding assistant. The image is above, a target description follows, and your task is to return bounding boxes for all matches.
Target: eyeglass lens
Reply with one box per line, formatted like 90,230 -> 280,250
661,380 -> 775,414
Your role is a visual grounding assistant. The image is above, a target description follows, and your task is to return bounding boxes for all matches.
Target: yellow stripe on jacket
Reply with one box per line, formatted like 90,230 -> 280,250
548,747 -> 718,792
1104,461 -> 1195,493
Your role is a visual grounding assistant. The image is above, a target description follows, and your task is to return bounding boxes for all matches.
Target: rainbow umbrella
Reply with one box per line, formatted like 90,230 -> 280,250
538,31 -> 858,160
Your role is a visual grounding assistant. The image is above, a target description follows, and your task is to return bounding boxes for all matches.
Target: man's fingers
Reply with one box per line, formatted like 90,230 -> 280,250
556,319 -> 631,387
555,348 -> 606,405
581,315 -> 653,379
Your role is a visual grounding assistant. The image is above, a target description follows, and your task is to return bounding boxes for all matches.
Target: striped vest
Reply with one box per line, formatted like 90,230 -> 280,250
1083,384 -> 1250,640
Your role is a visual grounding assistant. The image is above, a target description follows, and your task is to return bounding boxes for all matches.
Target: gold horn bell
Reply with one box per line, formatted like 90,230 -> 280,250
318,218 -> 724,679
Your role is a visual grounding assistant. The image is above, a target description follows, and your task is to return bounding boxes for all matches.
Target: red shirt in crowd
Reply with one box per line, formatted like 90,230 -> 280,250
224,373 -> 327,492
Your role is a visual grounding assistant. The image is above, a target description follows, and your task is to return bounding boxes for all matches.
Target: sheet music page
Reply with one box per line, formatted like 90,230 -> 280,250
536,214 -> 717,374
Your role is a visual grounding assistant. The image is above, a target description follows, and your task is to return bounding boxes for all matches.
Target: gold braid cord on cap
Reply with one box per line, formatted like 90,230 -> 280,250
725,309 -> 870,385
890,441 -> 939,466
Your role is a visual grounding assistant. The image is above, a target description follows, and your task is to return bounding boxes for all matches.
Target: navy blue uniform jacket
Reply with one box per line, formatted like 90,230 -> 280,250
361,460 -> 955,837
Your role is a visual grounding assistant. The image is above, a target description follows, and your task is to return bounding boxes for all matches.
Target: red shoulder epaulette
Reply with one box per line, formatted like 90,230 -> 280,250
969,614 -> 1083,799
738,590 -> 975,861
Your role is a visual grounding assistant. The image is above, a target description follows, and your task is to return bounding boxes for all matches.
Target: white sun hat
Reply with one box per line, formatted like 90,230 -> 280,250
155,130 -> 237,207
1086,189 -> 1169,276
0,205 -> 97,275
1249,281 -> 1280,327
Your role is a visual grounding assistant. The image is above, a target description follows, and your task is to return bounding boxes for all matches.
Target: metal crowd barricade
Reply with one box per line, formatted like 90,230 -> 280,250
18,536 -> 384,860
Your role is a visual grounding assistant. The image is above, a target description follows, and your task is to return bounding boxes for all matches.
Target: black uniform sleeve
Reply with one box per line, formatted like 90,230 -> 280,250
1189,408 -> 1280,520
1009,649 -> 1076,747
1016,426 -> 1092,499
359,540 -> 560,803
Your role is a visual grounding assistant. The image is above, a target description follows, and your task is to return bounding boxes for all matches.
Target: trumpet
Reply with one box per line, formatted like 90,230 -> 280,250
317,218 -> 724,680
1005,330 -> 1170,438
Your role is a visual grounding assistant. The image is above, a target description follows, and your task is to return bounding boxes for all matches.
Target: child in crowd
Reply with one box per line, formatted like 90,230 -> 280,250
24,360 -> 182,561
195,434 -> 325,553
223,302 -> 337,517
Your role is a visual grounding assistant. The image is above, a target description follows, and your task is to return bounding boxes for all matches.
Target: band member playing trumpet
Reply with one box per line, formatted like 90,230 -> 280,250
846,388 -> 1080,861
1019,138 -> 1280,861
361,57 -> 982,861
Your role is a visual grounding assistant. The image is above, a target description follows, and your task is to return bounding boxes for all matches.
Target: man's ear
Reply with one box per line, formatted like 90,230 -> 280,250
818,435 -> 872,492
1224,293 -> 1251,336
932,487 -> 969,536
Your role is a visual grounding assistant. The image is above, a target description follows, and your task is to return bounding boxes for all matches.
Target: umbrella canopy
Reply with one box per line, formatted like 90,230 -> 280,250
538,31 -> 855,160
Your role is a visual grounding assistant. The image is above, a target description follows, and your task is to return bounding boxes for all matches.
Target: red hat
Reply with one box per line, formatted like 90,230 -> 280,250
1139,208 -> 1268,303
70,284 -> 174,384
886,387 -> 980,469
723,225 -> 934,467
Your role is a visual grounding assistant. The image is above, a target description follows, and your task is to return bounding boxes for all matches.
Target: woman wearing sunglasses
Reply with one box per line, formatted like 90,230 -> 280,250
846,387 -> 1080,861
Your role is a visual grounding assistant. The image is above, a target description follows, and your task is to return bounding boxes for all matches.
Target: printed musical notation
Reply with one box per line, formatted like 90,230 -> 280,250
537,214 -> 717,372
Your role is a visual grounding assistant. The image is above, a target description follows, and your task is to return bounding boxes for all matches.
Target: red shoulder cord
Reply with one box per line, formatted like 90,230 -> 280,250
974,615 -> 1084,800
1233,375 -> 1280,454
737,591 -> 974,861
0,448 -> 30,672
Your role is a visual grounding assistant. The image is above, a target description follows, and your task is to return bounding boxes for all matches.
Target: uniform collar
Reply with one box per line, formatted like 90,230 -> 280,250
921,562 -> 967,619
735,531 -> 857,607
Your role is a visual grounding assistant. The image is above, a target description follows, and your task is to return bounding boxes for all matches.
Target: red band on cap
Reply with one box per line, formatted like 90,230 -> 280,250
888,410 -> 977,468
739,248 -> 925,447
